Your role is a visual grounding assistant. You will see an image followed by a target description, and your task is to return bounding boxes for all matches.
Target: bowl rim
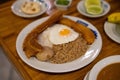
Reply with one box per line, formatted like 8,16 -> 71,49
89,55 -> 120,80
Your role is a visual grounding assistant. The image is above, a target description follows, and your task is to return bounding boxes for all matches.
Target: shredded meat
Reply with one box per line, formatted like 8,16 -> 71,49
49,35 -> 89,64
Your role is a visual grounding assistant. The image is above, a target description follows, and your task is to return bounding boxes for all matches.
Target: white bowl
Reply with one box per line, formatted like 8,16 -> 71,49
88,55 -> 120,80
54,0 -> 72,10
116,24 -> 120,34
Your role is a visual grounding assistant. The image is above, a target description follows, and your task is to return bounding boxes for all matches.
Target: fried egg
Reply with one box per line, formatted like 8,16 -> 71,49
38,28 -> 53,48
49,24 -> 79,44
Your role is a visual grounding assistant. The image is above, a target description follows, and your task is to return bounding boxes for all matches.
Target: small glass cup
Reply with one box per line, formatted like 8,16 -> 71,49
54,0 -> 72,10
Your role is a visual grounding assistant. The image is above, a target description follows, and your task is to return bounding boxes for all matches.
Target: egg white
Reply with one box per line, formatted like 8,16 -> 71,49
49,24 -> 79,45
38,28 -> 53,48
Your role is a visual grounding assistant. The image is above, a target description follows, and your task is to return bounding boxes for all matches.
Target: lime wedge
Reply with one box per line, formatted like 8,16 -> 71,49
108,13 -> 120,23
86,5 -> 103,15
85,0 -> 103,15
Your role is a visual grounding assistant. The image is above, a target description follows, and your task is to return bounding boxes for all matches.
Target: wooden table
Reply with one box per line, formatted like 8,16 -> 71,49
0,0 -> 120,80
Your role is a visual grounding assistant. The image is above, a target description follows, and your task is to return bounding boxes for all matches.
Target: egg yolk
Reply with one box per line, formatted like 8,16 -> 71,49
59,29 -> 70,36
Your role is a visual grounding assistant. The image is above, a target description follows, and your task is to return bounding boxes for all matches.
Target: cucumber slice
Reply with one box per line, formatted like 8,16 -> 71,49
85,0 -> 103,15
86,5 -> 103,15
85,0 -> 101,7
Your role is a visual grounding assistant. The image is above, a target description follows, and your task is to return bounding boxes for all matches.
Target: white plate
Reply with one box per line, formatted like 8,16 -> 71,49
84,72 -> 90,80
16,15 -> 102,73
77,0 -> 110,18
89,55 -> 120,80
11,0 -> 48,18
104,21 -> 120,44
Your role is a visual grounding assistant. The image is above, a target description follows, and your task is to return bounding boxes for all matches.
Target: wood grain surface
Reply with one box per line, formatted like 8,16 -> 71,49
0,0 -> 120,80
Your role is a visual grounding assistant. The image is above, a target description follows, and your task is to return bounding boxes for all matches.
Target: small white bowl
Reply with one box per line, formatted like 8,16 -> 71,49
88,55 -> 120,80
54,0 -> 72,10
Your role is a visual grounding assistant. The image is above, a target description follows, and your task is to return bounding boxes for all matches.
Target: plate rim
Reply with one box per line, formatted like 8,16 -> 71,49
77,0 -> 110,18
84,72 -> 90,80
16,15 -> 102,73
11,0 -> 48,18
104,21 -> 120,44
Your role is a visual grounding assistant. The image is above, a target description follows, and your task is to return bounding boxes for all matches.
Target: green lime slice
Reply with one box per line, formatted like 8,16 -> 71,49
108,13 -> 120,23
86,5 -> 103,15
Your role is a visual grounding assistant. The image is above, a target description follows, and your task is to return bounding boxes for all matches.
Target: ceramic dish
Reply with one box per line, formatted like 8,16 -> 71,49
54,0 -> 72,10
11,0 -> 48,18
104,21 -> 120,44
16,15 -> 102,73
88,55 -> 120,80
84,72 -> 90,80
77,0 -> 110,18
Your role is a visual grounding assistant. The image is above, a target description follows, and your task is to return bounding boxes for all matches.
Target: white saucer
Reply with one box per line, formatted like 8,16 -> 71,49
77,0 -> 110,18
104,21 -> 120,44
11,0 -> 48,18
